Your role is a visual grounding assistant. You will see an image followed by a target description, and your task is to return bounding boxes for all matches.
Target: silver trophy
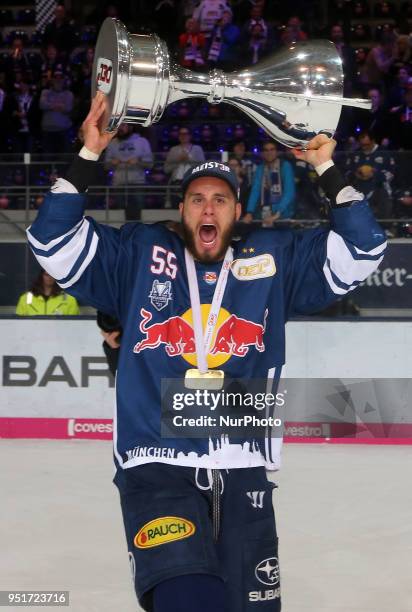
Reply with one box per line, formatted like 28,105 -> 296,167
92,18 -> 370,148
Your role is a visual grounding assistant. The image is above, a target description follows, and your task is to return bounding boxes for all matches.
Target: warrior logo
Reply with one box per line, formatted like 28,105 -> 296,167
246,490 -> 265,508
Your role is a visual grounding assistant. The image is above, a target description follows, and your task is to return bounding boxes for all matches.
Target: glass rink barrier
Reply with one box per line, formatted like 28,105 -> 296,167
0,150 -> 411,317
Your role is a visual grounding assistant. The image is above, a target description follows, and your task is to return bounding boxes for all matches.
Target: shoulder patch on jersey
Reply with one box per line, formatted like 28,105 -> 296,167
149,279 -> 173,311
231,254 -> 276,281
203,271 -> 217,285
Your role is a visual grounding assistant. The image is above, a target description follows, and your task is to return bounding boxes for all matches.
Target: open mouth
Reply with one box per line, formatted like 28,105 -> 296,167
199,224 -> 218,246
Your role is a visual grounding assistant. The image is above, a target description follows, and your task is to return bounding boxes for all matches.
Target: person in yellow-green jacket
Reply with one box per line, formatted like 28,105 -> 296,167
16,270 -> 80,316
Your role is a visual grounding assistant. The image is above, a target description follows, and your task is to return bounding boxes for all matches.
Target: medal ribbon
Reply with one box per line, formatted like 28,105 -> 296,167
185,247 -> 233,374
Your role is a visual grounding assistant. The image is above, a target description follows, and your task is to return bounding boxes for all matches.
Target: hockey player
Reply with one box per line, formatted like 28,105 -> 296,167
27,92 -> 387,612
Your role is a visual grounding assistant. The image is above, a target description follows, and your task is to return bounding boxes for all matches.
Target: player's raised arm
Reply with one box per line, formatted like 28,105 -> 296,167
285,135 -> 387,317
26,93 -> 132,319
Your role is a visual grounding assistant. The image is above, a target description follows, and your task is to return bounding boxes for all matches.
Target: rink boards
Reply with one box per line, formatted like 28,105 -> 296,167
0,318 -> 411,443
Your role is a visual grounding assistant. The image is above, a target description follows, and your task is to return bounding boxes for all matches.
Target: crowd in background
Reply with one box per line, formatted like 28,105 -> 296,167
0,0 -> 411,232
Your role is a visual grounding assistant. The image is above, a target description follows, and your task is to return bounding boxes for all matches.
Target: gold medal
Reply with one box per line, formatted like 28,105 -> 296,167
184,368 -> 225,390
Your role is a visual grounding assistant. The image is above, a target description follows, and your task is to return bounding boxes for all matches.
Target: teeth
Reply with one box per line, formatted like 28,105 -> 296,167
199,224 -> 217,245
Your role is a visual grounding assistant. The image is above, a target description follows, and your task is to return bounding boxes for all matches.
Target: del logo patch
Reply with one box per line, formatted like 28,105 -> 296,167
231,254 -> 276,281
96,58 -> 113,94
134,516 -> 196,549
149,279 -> 173,311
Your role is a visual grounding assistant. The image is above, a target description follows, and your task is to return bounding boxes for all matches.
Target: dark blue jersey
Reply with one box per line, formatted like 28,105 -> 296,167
27,180 -> 386,470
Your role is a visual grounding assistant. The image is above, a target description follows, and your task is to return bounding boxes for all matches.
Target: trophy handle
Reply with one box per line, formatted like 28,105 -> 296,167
166,41 -> 371,147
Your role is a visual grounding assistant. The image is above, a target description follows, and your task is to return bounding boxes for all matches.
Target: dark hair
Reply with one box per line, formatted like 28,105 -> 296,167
368,86 -> 382,95
358,129 -> 376,141
262,139 -> 277,149
30,270 -> 62,297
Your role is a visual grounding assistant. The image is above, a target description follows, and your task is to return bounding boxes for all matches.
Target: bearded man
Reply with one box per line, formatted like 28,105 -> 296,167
27,92 -> 386,612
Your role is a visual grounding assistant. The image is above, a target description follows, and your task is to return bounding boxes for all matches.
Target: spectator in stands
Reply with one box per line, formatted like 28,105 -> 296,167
178,18 -> 206,68
39,68 -> 73,154
243,140 -> 296,224
353,88 -> 391,146
353,47 -> 370,93
233,0 -> 267,22
85,2 -> 120,26
39,44 -> 65,83
16,270 -> 79,316
71,46 -> 94,94
5,80 -> 37,153
388,79 -> 412,150
280,16 -> 307,46
146,163 -> 169,208
374,0 -> 397,18
207,10 -> 240,70
192,0 -> 231,43
179,0 -> 199,22
242,3 -> 268,42
392,35 -> 412,74
164,127 -> 205,206
364,32 -> 397,90
388,65 -> 411,107
241,22 -> 271,65
105,124 -> 153,220
330,24 -> 356,94
43,4 -> 76,57
198,122 -> 219,152
345,130 -> 394,219
70,46 -> 94,124
228,156 -> 250,214
4,37 -> 31,84
231,140 -> 254,183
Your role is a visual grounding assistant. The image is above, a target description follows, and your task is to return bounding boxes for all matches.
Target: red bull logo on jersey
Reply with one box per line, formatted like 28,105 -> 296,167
134,309 -> 196,356
210,311 -> 267,357
133,306 -> 268,367
134,516 -> 196,549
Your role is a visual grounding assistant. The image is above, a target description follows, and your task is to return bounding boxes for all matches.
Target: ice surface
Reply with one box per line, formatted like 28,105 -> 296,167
1,440 -> 411,611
